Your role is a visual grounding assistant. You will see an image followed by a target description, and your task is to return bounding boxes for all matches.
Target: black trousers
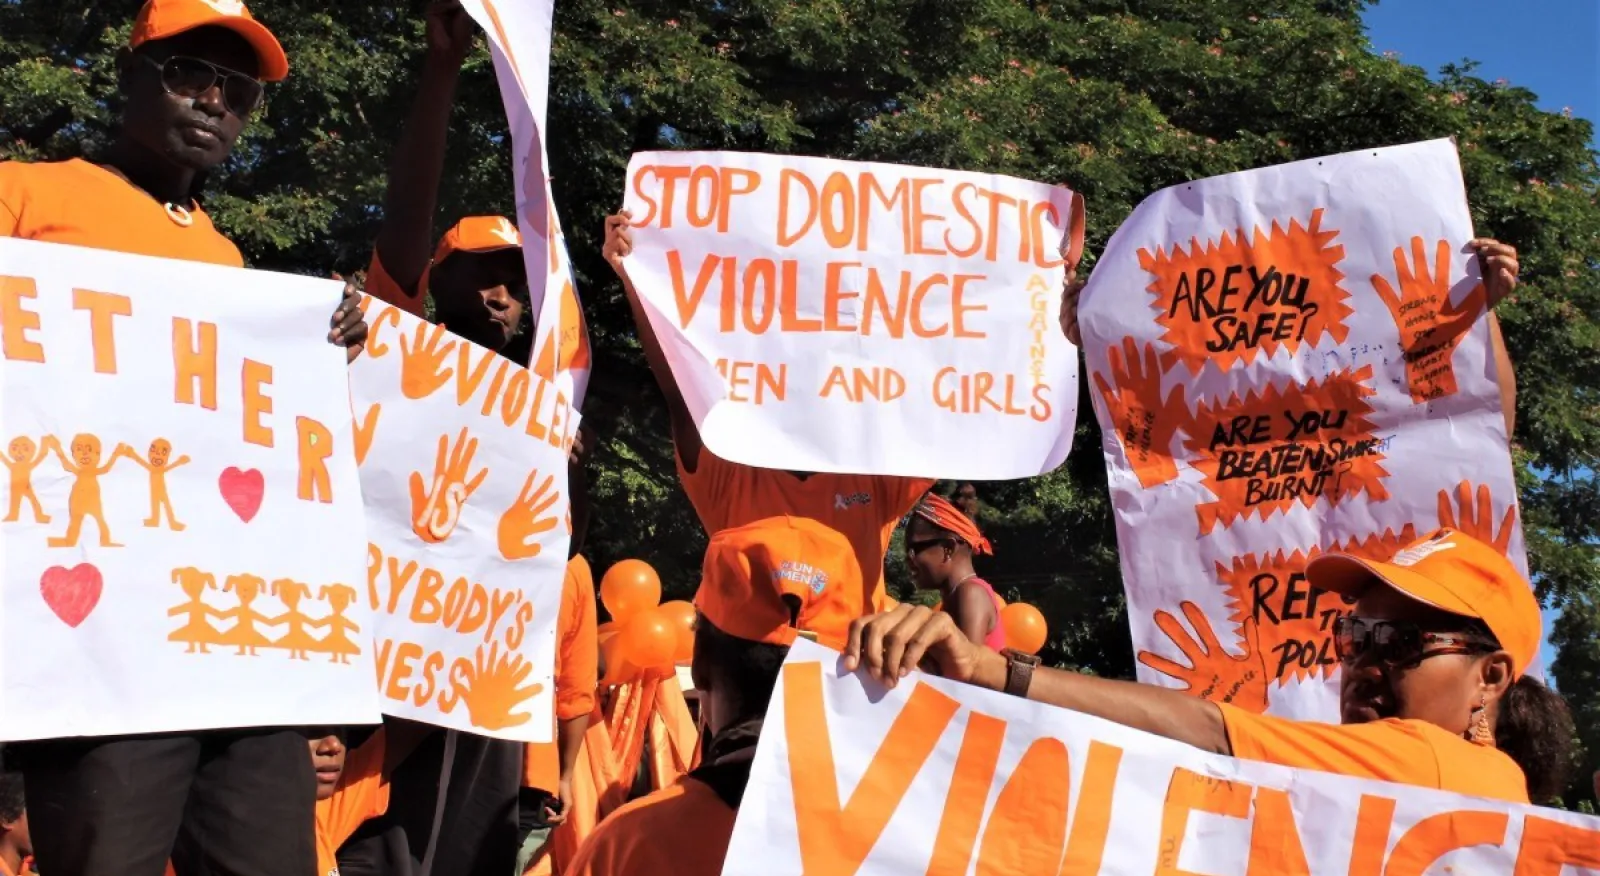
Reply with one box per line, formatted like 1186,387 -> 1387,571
13,727 -> 315,876
335,721 -> 520,876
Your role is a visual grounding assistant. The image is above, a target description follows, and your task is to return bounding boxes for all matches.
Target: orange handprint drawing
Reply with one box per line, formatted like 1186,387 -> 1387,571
1137,602 -> 1269,714
44,434 -> 123,548
168,566 -> 222,654
221,573 -> 271,656
398,321 -> 457,400
456,642 -> 544,731
115,438 -> 190,531
1438,481 -> 1517,555
409,428 -> 488,544
309,583 -> 363,664
3,436 -> 52,524
497,469 -> 560,561
269,578 -> 317,660
1093,338 -> 1190,489
1372,238 -> 1487,404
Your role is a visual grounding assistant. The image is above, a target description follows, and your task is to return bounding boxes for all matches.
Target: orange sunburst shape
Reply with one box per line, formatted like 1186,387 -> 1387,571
1185,365 -> 1389,534
1215,526 -> 1419,684
1137,208 -> 1354,375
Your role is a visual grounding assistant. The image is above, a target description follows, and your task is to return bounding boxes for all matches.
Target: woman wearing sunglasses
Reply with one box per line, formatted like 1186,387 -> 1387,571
846,528 -> 1575,804
903,492 -> 1006,650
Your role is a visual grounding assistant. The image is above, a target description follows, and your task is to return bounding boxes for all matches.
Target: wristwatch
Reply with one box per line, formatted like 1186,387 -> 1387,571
1000,649 -> 1040,698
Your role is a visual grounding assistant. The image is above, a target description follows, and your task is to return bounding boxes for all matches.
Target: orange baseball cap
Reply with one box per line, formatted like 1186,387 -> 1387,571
1307,528 -> 1540,677
695,517 -> 864,651
131,0 -> 289,83
433,216 -> 524,264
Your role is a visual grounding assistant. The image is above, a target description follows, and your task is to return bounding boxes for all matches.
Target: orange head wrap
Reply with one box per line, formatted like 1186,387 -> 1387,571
912,492 -> 992,556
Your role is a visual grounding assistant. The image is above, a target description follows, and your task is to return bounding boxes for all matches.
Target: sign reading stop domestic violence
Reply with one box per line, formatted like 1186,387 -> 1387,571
622,152 -> 1085,479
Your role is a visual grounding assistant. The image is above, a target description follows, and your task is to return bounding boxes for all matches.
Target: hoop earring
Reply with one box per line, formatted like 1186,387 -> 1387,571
1468,693 -> 1494,745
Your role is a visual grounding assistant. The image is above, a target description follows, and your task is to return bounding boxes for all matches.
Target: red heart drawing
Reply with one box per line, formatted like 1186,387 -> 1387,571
219,467 -> 265,522
40,564 -> 103,627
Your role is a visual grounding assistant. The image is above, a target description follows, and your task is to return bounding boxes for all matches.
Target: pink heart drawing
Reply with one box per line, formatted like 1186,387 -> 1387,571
219,467 -> 265,522
41,564 -> 103,627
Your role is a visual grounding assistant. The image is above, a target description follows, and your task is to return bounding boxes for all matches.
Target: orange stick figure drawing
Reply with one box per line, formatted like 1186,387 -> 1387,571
43,434 -> 123,548
168,566 -> 222,654
409,428 -> 487,544
3,436 -> 52,524
221,573 -> 271,656
496,469 -> 561,561
114,438 -> 191,531
269,578 -> 317,660
1137,602 -> 1269,714
309,584 -> 363,665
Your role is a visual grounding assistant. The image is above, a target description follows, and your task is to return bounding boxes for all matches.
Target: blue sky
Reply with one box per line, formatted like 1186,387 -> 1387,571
1362,0 -> 1596,674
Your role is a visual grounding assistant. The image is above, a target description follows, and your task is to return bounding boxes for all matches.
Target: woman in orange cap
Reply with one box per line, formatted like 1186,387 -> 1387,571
847,528 -> 1575,804
904,492 -> 1005,650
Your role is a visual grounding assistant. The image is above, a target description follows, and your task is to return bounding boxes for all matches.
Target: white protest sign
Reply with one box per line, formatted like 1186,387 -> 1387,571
724,640 -> 1600,875
621,151 -> 1085,479
1077,139 -> 1526,720
0,238 -> 378,740
350,299 -> 575,741
458,0 -> 591,408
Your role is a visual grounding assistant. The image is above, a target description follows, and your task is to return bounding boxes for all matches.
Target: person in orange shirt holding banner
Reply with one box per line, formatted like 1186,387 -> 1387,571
0,2 -> 366,875
0,772 -> 31,876
516,556 -> 599,874
848,528 -> 1575,805
566,517 -> 864,876
603,214 -> 935,611
904,492 -> 1006,650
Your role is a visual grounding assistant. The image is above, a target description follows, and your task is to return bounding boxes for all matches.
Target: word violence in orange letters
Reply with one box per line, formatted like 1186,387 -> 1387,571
0,278 -> 341,507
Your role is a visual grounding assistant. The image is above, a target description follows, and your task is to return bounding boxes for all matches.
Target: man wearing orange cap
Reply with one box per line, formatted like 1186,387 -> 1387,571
848,528 -> 1577,804
565,517 -> 864,876
0,2 -> 368,875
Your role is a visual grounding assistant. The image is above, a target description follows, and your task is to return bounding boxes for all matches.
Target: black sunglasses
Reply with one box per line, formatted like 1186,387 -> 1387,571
905,537 -> 952,556
139,54 -> 264,116
1332,616 -> 1499,669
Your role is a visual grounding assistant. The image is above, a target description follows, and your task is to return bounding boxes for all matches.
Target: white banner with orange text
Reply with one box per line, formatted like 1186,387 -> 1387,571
0,238 -> 379,739
459,0 -> 592,407
724,641 -> 1600,876
621,151 -> 1085,479
1077,139 -> 1527,721
349,299 -> 574,742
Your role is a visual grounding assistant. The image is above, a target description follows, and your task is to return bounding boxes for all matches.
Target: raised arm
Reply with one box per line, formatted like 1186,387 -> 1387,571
371,1 -> 475,305
845,604 -> 1231,755
603,211 -> 704,469
1472,239 -> 1520,439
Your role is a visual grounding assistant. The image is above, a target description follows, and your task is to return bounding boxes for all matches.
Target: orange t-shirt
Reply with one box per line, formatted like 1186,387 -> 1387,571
564,777 -> 735,876
364,252 -> 427,317
315,728 -> 391,876
0,159 -> 243,266
677,447 -> 934,612
1220,705 -> 1530,804
523,556 -> 600,793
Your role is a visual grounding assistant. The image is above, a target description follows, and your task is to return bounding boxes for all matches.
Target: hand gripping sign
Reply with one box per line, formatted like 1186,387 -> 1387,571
723,641 -> 1600,875
350,299 -> 577,741
622,151 -> 1086,480
1077,139 -> 1527,720
0,238 -> 378,739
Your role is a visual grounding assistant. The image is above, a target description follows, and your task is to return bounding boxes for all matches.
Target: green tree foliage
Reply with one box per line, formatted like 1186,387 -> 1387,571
3,0 -> 1596,798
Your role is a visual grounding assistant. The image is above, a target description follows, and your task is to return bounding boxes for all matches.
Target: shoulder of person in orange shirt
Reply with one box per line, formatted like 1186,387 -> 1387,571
1220,704 -> 1529,804
523,556 -> 600,792
564,777 -> 735,876
316,728 -> 391,876
674,444 -> 934,610
0,159 -> 243,267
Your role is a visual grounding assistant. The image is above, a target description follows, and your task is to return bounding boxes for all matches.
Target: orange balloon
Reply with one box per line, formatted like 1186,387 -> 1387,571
617,607 -> 676,670
599,635 -> 639,687
1001,603 -> 1047,655
658,600 -> 696,664
600,559 -> 661,623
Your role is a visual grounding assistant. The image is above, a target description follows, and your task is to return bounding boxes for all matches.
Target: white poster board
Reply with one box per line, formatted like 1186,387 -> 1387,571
621,151 -> 1085,479
724,641 -> 1600,875
1078,139 -> 1526,719
349,298 -> 575,741
0,238 -> 379,739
